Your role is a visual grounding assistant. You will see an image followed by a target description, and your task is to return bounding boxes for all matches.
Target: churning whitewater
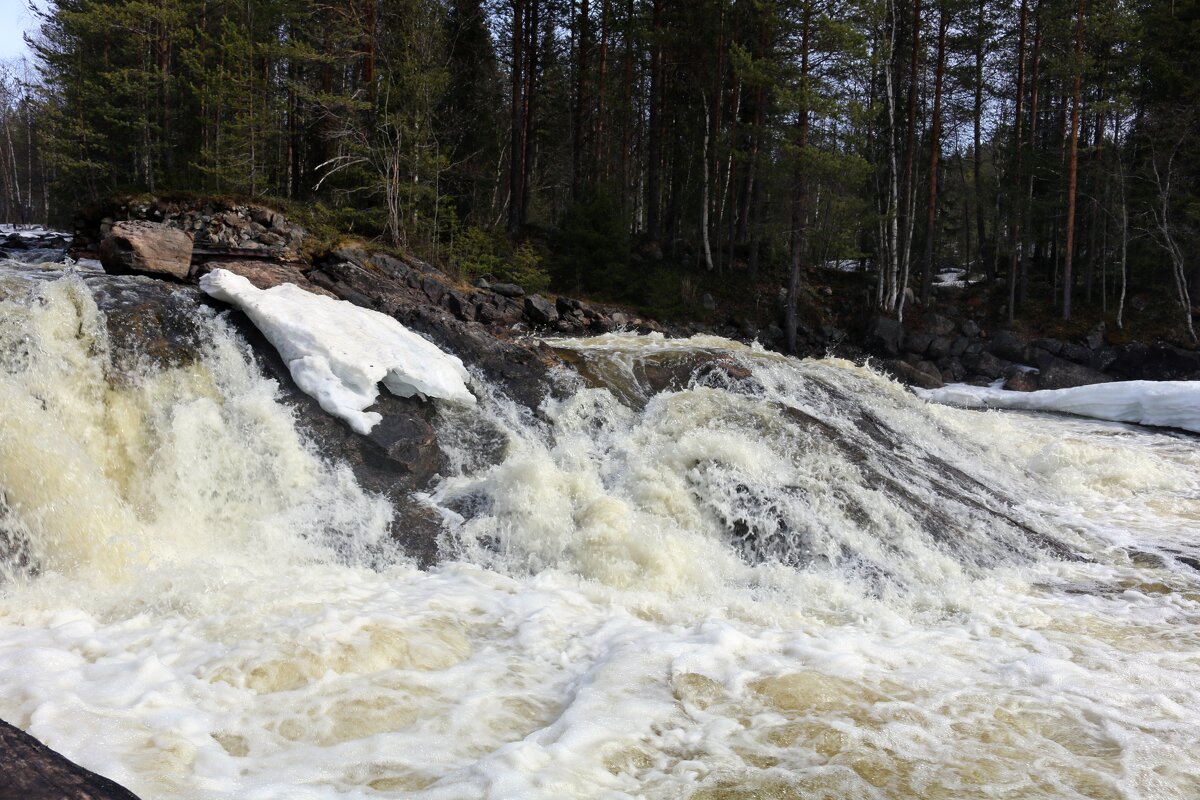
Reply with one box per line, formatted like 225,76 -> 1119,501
2,262 -> 1200,799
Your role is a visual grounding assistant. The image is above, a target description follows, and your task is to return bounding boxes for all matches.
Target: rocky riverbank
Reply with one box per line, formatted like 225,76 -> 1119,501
53,196 -> 1200,396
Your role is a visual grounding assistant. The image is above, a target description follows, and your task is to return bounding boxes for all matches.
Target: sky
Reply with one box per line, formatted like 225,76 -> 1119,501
1,0 -> 42,63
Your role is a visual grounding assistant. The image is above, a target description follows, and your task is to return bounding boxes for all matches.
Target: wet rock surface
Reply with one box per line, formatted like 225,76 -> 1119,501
0,718 -> 142,800
83,273 -> 210,371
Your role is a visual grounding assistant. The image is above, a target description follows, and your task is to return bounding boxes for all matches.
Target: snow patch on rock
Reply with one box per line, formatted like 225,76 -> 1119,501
201,268 -> 474,433
916,380 -> 1200,434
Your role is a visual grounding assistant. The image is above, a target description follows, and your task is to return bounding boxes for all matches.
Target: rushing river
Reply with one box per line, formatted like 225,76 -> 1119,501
2,263 -> 1199,799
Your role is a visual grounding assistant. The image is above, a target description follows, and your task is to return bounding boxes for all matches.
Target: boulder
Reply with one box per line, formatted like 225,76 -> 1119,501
491,282 -> 525,298
925,313 -> 956,337
1030,337 -> 1064,356
865,315 -> 904,356
1003,369 -> 1040,392
556,295 -> 583,316
477,296 -> 524,326
925,336 -> 950,359
969,351 -> 1009,380
1060,342 -> 1091,364
960,319 -> 980,337
524,294 -> 559,325
988,330 -> 1029,363
882,358 -> 944,389
1107,343 -> 1200,381
444,290 -> 476,322
1034,352 -> 1114,390
905,331 -> 934,356
99,220 -> 193,279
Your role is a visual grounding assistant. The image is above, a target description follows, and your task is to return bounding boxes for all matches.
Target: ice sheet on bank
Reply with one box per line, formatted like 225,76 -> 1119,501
200,268 -> 474,433
916,380 -> 1200,434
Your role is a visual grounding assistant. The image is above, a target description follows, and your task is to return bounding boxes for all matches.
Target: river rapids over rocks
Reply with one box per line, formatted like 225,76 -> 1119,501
2,258 -> 1200,799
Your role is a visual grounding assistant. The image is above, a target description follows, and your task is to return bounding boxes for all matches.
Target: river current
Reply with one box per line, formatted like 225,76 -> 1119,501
1,263 -> 1199,799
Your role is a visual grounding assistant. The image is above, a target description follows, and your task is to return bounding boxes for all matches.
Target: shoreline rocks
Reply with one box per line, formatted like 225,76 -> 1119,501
98,220 -> 193,279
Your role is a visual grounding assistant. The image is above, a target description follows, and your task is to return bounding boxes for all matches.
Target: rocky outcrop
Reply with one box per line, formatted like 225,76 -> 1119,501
858,309 -> 1200,393
0,717 -> 142,799
98,221 -> 193,279
75,197 -> 306,264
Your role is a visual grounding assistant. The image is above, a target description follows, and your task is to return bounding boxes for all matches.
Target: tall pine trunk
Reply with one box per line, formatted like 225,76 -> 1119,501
919,4 -> 949,306
785,1 -> 811,355
1062,0 -> 1087,320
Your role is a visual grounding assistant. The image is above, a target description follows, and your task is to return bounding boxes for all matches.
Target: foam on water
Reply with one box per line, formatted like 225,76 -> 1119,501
2,273 -> 1200,798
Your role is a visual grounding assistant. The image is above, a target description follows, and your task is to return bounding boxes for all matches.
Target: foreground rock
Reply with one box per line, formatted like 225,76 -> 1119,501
0,718 -> 141,800
98,220 -> 194,279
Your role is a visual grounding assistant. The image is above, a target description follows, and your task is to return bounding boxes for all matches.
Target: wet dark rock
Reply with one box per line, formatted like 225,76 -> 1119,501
925,313 -> 956,337
970,351 -> 1008,380
477,295 -> 524,326
311,259 -> 559,411
905,331 -> 934,355
444,290 -> 476,322
421,276 -> 446,305
556,347 -> 761,409
948,336 -> 970,357
1088,347 -> 1118,372
0,717 -> 142,799
556,295 -> 582,316
940,358 -> 966,382
928,335 -> 952,359
365,253 -> 411,282
881,358 -> 944,389
1033,352 -> 1114,391
988,330 -> 1029,363
866,315 -> 904,356
83,273 -> 209,371
1030,337 -> 1064,356
960,319 -> 981,337
1107,343 -> 1200,381
523,294 -> 559,325
222,311 -> 448,565
1060,342 -> 1091,364
1003,369 -> 1040,392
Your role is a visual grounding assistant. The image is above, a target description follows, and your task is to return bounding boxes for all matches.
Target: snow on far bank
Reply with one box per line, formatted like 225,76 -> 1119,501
201,269 -> 474,433
0,224 -> 54,237
915,380 -> 1200,434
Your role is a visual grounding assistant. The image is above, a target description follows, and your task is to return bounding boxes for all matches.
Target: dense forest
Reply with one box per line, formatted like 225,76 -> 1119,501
1,0 -> 1198,342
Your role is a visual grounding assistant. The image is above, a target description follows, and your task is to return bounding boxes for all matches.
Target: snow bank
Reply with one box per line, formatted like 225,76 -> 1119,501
916,380 -> 1200,434
200,269 -> 474,433
1,224 -> 52,237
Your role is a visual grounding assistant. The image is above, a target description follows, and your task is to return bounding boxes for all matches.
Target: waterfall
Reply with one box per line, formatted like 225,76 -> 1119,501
3,263 -> 1200,799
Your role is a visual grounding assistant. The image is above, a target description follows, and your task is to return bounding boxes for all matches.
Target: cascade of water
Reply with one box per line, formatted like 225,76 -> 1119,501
2,265 -> 1199,799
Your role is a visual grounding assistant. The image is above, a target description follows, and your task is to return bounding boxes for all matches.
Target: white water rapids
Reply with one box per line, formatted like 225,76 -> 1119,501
2,265 -> 1200,799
